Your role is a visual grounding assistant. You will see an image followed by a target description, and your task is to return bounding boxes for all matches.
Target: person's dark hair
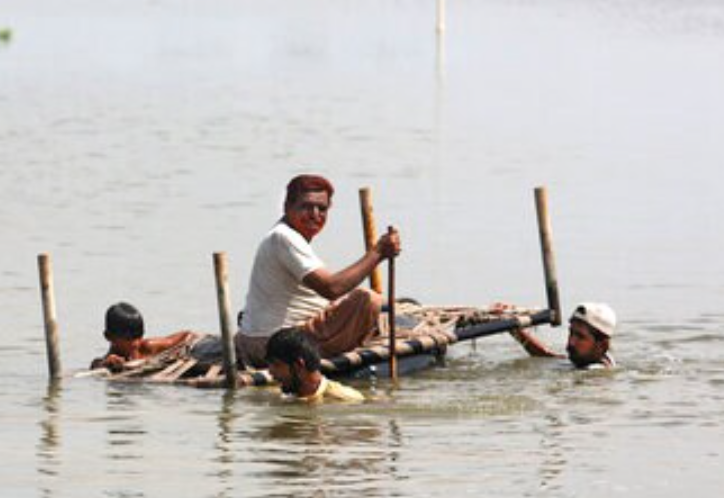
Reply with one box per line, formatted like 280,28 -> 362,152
285,174 -> 334,207
265,327 -> 321,371
104,302 -> 145,340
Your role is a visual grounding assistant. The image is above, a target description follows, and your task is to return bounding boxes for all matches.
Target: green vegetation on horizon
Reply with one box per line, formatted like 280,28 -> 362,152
0,28 -> 12,43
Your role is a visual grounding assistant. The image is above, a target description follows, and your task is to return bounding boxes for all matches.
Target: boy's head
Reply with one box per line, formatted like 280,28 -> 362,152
265,328 -> 322,395
104,302 -> 145,341
265,327 -> 321,371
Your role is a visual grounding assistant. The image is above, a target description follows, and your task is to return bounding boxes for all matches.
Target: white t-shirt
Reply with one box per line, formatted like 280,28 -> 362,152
240,222 -> 329,337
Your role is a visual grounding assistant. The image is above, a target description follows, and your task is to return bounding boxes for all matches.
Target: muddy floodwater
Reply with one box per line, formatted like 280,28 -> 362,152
2,1 -> 724,496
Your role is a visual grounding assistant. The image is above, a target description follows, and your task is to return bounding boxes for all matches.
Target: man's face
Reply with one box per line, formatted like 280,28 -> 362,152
566,320 -> 605,368
268,359 -> 302,395
285,191 -> 330,241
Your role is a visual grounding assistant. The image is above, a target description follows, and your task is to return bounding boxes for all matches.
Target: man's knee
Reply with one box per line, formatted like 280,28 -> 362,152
348,287 -> 383,310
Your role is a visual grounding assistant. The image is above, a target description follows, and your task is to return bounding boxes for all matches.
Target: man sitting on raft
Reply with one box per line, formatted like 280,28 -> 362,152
236,174 -> 401,368
90,302 -> 200,371
510,302 -> 617,369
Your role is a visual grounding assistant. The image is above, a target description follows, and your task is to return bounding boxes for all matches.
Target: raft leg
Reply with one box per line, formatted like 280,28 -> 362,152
387,225 -> 398,382
213,252 -> 239,388
535,187 -> 562,326
38,253 -> 62,380
359,187 -> 383,294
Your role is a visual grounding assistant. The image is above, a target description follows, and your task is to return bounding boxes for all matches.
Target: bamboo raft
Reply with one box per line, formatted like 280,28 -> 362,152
43,186 -> 562,389
77,302 -> 555,388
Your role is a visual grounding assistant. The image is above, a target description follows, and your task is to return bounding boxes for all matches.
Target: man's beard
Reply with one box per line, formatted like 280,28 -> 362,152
281,369 -> 302,395
567,346 -> 596,369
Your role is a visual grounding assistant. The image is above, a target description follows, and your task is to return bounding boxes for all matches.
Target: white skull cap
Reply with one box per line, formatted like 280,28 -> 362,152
570,302 -> 616,337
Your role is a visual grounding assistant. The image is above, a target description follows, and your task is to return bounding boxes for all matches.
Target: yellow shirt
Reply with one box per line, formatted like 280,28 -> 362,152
298,376 -> 365,403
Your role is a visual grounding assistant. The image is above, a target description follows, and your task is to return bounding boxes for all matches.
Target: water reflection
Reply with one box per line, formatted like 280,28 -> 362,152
36,380 -> 62,498
102,385 -> 148,498
435,30 -> 446,85
245,404 -> 404,497
537,413 -> 567,494
211,389 -> 239,498
105,386 -> 147,459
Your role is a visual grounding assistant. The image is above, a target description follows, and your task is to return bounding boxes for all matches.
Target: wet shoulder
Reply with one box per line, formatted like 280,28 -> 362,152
324,379 -> 365,402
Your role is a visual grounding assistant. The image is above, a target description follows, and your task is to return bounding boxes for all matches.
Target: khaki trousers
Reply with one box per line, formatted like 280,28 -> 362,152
303,287 -> 382,357
235,288 -> 382,368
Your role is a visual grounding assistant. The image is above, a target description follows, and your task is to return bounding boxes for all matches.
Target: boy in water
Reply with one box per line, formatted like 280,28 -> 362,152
90,302 -> 197,371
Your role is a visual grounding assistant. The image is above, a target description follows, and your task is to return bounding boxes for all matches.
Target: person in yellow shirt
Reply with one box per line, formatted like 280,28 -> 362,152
265,327 -> 364,402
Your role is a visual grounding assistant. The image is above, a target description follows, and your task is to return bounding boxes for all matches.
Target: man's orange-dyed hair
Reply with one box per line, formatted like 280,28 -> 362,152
285,174 -> 335,206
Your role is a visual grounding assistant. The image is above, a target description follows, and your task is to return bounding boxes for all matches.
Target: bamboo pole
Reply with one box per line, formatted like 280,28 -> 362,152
38,253 -> 61,380
436,0 -> 446,34
387,226 -> 398,381
359,187 -> 383,294
534,187 -> 562,326
213,252 -> 238,388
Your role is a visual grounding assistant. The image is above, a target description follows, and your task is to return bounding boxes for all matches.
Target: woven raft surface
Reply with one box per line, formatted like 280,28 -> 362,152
323,302 -> 542,373
82,303 -> 542,388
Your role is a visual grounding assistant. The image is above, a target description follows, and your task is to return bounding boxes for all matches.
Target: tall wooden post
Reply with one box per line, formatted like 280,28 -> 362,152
387,227 -> 398,381
38,253 -> 61,380
359,187 -> 383,293
534,187 -> 562,326
213,252 -> 238,388
436,0 -> 446,34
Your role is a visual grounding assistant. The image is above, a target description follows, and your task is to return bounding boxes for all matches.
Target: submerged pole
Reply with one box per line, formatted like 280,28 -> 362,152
359,187 -> 383,294
534,187 -> 562,326
38,253 -> 61,380
387,226 -> 398,381
213,252 -> 238,388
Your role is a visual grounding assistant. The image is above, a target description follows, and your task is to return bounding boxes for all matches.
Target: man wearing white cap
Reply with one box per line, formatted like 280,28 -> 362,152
510,302 -> 617,369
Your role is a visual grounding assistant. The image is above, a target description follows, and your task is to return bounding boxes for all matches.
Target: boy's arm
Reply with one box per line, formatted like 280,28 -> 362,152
89,353 -> 126,371
141,331 -> 196,356
509,328 -> 562,358
90,357 -> 105,369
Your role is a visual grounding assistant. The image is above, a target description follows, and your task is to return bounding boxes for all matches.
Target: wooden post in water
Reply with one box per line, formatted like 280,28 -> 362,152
436,0 -> 446,34
38,253 -> 61,380
387,226 -> 398,381
359,187 -> 383,294
213,252 -> 238,388
534,187 -> 562,326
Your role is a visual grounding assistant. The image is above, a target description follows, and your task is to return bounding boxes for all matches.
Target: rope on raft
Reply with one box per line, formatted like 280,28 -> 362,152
80,304 -> 553,388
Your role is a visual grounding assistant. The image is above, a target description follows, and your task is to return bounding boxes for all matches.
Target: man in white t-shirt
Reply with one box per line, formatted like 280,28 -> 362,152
509,302 -> 617,369
235,174 -> 401,368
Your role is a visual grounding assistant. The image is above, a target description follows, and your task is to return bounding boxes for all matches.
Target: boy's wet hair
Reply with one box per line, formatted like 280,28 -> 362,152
265,327 -> 321,371
104,302 -> 145,340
